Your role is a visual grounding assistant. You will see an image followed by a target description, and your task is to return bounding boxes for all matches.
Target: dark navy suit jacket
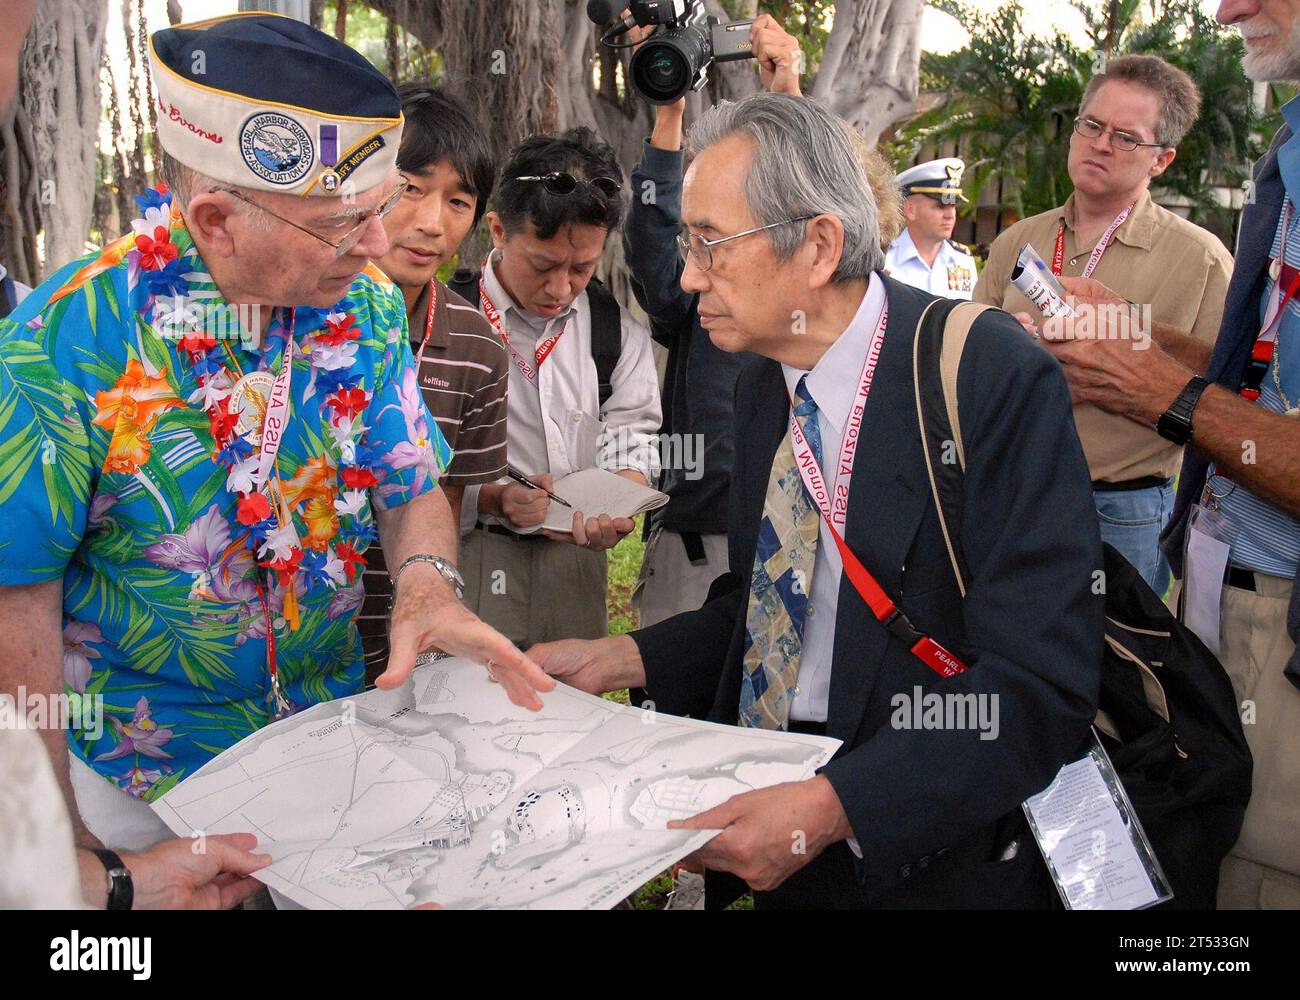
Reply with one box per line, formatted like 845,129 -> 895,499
630,275 -> 1104,908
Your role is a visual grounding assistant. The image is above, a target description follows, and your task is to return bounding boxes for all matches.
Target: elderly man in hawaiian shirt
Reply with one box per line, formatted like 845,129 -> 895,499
0,13 -> 552,851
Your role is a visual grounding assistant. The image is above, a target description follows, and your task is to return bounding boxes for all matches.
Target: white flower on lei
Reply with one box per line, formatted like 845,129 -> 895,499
225,454 -> 262,495
186,369 -> 233,409
152,293 -> 204,339
333,489 -> 367,520
324,550 -> 349,588
131,205 -> 172,236
257,523 -> 300,562
313,340 -> 359,372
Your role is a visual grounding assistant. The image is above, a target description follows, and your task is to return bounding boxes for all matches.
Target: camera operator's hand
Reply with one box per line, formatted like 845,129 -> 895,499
651,98 -> 686,150
625,11 -> 653,47
751,13 -> 802,96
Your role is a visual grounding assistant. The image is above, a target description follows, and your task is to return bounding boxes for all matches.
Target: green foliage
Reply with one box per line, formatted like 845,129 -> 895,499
897,1 -> 1277,240
322,1 -> 441,83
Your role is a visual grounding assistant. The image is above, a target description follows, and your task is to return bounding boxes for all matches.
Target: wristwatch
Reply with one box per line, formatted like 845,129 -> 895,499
392,553 -> 465,601
92,848 -> 134,910
1156,375 -> 1210,446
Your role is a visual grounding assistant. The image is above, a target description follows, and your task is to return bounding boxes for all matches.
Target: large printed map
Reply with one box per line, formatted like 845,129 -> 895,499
152,657 -> 840,909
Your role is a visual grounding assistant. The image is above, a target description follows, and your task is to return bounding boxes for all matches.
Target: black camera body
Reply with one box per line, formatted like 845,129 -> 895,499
588,0 -> 755,105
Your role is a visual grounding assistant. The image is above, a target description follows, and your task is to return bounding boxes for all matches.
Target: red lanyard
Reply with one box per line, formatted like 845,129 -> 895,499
1242,201 -> 1300,401
416,279 -> 439,363
478,269 -> 568,385
787,304 -> 968,680
1052,203 -> 1133,278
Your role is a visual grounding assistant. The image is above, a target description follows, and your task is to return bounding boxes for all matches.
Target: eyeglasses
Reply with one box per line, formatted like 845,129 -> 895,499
513,172 -> 622,199
675,217 -> 814,273
1072,116 -> 1167,153
222,177 -> 409,257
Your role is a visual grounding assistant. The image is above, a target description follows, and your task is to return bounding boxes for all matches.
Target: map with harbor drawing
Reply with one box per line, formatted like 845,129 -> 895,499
151,657 -> 840,909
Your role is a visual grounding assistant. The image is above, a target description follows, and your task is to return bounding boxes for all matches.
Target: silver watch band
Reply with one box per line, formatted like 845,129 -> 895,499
392,553 -> 464,600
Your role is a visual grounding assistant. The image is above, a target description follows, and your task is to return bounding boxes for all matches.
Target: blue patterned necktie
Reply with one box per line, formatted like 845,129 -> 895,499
738,376 -> 823,730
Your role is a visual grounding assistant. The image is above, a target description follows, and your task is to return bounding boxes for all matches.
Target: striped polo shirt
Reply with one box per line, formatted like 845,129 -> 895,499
359,279 -> 510,675
1210,194 -> 1300,578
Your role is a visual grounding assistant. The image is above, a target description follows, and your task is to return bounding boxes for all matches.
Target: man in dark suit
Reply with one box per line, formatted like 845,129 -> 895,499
528,93 -> 1103,909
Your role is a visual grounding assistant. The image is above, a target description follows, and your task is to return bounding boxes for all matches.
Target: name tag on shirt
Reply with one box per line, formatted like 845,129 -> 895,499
1183,502 -> 1234,655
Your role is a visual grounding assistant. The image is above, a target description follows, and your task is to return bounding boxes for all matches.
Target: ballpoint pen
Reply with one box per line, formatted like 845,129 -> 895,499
505,465 -> 574,509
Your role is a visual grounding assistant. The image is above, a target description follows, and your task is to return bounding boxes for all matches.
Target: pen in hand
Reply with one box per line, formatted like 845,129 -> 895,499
505,466 -> 573,509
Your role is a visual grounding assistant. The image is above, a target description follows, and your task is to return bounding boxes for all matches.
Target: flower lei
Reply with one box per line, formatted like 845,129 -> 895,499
126,185 -> 385,633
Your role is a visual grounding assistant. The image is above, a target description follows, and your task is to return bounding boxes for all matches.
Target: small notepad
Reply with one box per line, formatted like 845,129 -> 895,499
516,468 -> 669,534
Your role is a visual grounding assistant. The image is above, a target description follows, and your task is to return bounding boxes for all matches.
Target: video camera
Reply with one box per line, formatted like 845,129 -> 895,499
586,1 -> 755,105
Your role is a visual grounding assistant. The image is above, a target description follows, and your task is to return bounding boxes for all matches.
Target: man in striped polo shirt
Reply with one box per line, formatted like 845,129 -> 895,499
361,85 -> 510,678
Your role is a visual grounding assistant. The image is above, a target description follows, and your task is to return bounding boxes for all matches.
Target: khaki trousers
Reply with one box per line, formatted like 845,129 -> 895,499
632,526 -> 730,629
460,525 -> 608,649
1216,573 -> 1300,909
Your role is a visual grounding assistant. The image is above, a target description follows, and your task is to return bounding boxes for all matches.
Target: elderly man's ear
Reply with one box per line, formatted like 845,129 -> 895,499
186,193 -> 240,257
802,214 -> 847,288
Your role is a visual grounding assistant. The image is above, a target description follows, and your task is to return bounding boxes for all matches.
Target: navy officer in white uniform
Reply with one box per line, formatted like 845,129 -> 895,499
884,157 -> 978,299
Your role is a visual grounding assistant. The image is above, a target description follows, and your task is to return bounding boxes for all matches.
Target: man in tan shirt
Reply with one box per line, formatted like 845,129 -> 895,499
975,54 -> 1232,593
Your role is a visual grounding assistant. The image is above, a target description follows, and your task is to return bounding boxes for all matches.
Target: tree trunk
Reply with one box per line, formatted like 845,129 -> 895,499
364,0 -> 923,292
810,0 -> 925,147
0,0 -> 108,287
334,0 -> 350,43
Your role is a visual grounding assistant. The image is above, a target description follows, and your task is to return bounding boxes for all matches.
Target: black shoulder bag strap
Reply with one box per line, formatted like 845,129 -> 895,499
585,277 -> 622,410
447,267 -> 478,305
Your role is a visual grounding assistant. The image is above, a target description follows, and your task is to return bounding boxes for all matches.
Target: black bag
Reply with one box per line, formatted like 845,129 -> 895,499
912,297 -> 1253,909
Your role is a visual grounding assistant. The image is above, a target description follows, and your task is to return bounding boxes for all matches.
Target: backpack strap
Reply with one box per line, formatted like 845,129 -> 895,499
585,277 -> 622,410
455,264 -> 623,409
912,299 -> 991,598
447,267 -> 478,305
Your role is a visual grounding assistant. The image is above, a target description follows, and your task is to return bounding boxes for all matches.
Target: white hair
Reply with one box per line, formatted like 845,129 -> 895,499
686,93 -> 885,281
159,152 -> 271,231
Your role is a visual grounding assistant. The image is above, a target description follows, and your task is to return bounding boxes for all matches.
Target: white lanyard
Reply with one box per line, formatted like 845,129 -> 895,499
1053,203 -> 1132,279
256,335 -> 294,486
788,303 -> 889,531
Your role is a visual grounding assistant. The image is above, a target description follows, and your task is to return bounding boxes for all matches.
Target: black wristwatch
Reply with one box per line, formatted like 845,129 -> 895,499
92,848 -> 134,910
1156,375 -> 1210,446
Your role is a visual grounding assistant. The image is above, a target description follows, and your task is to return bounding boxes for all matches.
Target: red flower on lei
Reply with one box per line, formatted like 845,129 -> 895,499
260,548 -> 304,588
209,399 -> 239,444
334,541 -> 366,582
340,467 -> 378,489
237,492 -> 272,525
328,387 -> 369,422
136,226 -> 179,271
177,332 -> 216,355
316,313 -> 361,346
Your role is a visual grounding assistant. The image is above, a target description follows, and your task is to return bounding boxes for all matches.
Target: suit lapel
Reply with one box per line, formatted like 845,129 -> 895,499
1210,125 -> 1288,385
826,277 -> 934,742
739,359 -> 791,535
